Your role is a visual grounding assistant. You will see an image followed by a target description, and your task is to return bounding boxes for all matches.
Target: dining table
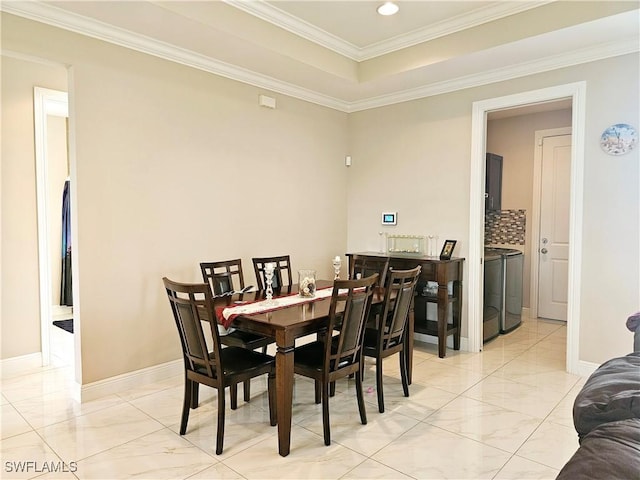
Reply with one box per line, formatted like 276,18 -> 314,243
210,280 -> 387,457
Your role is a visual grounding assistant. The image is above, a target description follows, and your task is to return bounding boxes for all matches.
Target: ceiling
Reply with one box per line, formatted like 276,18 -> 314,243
2,1 -> 639,112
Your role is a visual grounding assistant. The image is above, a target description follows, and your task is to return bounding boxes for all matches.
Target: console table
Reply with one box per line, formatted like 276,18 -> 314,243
346,252 -> 464,368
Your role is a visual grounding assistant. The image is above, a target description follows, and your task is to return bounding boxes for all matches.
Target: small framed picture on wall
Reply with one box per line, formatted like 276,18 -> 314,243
439,240 -> 457,260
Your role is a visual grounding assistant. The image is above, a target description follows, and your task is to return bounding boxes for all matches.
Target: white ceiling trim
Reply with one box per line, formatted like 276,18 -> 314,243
348,37 -> 640,113
360,1 -> 551,61
224,0 -> 359,60
226,0 -> 551,61
2,2 -> 637,114
0,1 -> 347,111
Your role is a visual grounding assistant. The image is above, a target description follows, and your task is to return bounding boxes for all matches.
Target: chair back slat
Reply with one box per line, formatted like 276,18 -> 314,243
163,278 -> 223,380
326,274 -> 378,373
200,259 -> 245,296
252,255 -> 292,291
349,255 -> 390,287
380,266 -> 422,350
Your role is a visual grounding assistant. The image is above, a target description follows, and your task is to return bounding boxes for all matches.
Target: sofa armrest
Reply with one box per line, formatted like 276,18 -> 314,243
627,311 -> 640,353
557,418 -> 640,480
573,353 -> 640,437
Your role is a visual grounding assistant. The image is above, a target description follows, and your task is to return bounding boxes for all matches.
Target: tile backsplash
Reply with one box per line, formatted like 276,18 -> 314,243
485,209 -> 526,245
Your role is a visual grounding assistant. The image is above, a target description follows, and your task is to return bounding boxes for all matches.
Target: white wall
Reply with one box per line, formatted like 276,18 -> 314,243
349,56 -> 639,364
47,115 -> 69,306
1,55 -> 67,359
2,12 -> 638,381
1,14 -> 349,383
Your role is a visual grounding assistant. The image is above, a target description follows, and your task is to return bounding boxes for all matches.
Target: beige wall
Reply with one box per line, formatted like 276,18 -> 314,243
487,109 -> 573,308
349,56 -> 639,364
1,12 -> 638,380
1,14 -> 349,383
1,55 -> 67,359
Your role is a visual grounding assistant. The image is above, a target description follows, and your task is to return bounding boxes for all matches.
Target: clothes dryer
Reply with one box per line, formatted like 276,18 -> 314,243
483,250 -> 502,343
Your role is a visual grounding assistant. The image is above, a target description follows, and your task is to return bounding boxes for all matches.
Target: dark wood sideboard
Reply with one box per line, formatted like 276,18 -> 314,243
346,252 -> 464,369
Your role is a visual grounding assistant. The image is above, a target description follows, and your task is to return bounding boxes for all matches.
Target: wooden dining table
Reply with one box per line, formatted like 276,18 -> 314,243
211,280 -> 387,457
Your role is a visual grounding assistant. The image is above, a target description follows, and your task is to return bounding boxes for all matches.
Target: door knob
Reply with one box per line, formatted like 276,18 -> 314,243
541,248 -> 548,254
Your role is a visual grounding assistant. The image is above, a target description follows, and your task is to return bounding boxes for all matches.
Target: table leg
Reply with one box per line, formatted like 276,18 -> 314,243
453,278 -> 462,351
437,283 -> 448,358
275,332 -> 295,456
407,304 -> 414,384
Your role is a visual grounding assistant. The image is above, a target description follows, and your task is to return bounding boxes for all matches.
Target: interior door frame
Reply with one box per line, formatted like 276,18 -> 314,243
468,81 -> 586,375
34,86 -> 68,366
531,127 -> 572,320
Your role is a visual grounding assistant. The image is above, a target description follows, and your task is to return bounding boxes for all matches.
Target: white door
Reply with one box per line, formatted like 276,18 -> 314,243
537,134 -> 571,321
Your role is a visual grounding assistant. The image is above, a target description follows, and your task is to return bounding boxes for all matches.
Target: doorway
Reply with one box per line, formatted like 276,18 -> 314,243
34,87 -> 73,368
469,82 -> 587,374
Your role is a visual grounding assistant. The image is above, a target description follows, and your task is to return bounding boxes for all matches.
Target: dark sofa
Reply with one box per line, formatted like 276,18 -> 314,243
556,313 -> 640,479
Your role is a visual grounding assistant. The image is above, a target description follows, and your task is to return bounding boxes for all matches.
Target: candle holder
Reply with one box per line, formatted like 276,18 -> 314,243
332,256 -> 341,280
427,234 -> 440,257
265,262 -> 276,305
379,232 -> 386,253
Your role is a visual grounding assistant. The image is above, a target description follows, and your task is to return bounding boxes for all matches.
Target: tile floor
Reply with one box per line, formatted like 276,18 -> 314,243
1,317 -> 585,479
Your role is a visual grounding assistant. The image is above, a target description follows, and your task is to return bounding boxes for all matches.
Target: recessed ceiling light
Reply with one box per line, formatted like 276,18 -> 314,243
377,2 -> 399,16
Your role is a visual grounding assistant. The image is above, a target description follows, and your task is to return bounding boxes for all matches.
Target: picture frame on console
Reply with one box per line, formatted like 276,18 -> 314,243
439,240 -> 457,260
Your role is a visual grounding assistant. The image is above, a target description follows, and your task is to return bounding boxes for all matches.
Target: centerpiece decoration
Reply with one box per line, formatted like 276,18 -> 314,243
298,270 -> 317,297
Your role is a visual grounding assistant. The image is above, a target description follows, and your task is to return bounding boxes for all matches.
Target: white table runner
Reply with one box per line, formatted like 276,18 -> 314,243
217,287 -> 334,328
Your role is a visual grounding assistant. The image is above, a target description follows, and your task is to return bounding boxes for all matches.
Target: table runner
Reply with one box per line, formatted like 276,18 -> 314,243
216,287 -> 334,329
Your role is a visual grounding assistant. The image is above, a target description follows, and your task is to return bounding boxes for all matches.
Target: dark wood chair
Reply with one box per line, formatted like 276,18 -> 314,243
293,274 -> 379,446
349,254 -> 390,287
363,266 -> 421,413
348,254 -> 392,334
200,258 -> 248,296
252,255 -> 292,291
200,259 -> 274,403
162,277 -> 276,455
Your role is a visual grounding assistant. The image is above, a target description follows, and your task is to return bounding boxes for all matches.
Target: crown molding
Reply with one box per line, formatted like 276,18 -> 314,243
226,0 -> 551,61
0,1 -> 349,111
347,37 -> 639,113
1,2 -> 637,114
356,1 -> 553,61
224,0 -> 360,60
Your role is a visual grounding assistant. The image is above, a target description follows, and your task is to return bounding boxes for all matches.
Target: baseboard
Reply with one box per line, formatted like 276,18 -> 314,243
79,358 -> 183,402
522,307 -> 531,318
576,359 -> 599,378
0,352 -> 43,377
52,305 -> 73,316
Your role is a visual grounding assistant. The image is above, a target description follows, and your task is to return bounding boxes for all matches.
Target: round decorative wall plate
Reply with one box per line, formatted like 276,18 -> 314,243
600,123 -> 637,155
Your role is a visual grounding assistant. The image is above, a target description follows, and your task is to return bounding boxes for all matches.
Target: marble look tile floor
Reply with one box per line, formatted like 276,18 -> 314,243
1,317 -> 584,479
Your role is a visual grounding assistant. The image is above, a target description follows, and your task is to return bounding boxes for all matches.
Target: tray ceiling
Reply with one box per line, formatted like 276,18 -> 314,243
2,1 -> 638,112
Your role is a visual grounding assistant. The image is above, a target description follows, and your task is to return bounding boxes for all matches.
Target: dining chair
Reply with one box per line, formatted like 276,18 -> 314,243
200,258 -> 248,296
348,254 -> 392,335
293,273 -> 379,446
162,277 -> 276,455
200,259 -> 274,403
349,254 -> 390,287
252,255 -> 292,291
363,266 -> 422,413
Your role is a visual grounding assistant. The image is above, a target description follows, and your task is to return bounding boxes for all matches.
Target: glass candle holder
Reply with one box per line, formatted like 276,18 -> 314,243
265,262 -> 275,304
298,270 -> 317,297
332,256 -> 341,280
